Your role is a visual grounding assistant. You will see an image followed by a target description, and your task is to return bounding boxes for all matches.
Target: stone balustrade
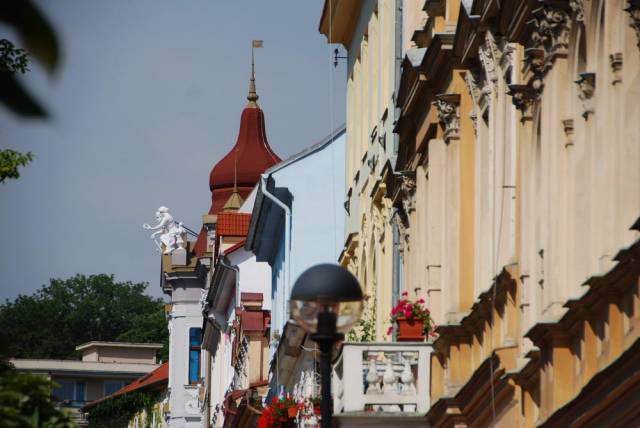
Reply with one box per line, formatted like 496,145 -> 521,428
333,342 -> 432,414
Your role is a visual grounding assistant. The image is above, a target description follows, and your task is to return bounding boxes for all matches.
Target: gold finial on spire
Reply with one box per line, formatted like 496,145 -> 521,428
247,40 -> 263,107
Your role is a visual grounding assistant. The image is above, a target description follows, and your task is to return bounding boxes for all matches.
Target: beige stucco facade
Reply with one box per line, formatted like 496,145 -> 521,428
321,0 -> 427,342
394,0 -> 640,426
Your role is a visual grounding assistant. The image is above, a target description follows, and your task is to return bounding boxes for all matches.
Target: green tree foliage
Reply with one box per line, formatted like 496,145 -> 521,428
0,338 -> 77,428
86,391 -> 159,428
1,0 -> 61,184
0,274 -> 168,361
0,148 -> 34,183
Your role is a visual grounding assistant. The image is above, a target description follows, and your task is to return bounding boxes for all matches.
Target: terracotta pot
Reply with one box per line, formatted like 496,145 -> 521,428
287,406 -> 298,418
396,316 -> 426,342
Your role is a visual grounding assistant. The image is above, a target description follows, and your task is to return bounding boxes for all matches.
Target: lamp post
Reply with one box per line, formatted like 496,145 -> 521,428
290,264 -> 363,428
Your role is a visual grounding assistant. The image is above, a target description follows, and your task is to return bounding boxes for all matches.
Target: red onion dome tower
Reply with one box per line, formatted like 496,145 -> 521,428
193,58 -> 280,256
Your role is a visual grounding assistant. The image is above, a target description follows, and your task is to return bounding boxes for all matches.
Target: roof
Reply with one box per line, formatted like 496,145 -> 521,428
82,362 -> 168,410
10,359 -> 159,376
75,341 -> 163,351
263,124 -> 346,176
217,212 -> 251,236
224,239 -> 247,255
246,125 -> 345,254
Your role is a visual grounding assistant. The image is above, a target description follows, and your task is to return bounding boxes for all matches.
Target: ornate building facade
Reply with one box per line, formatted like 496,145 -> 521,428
393,0 -> 640,426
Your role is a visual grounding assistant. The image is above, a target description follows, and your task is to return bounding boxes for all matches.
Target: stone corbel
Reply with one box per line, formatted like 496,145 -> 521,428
434,93 -> 461,142
507,84 -> 537,122
610,52 -> 623,84
625,1 -> 640,48
524,47 -> 547,94
575,72 -> 595,119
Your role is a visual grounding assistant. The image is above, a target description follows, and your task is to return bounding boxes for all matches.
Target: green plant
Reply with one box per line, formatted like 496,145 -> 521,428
0,347 -> 77,428
347,298 -> 376,342
85,391 -> 159,428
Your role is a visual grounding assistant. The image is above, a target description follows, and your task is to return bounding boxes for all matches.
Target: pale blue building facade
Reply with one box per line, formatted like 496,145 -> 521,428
246,126 -> 346,392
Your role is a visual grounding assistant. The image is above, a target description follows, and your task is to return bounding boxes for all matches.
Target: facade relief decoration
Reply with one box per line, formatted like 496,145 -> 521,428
463,70 -> 482,134
434,93 -> 461,142
575,71 -> 596,118
562,119 -> 575,147
400,175 -> 416,216
570,0 -> 585,22
526,4 -> 571,94
625,0 -> 640,48
507,84 -> 537,121
610,52 -> 623,84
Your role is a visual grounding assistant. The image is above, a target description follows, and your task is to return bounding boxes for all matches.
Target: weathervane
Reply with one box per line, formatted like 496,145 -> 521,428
247,39 -> 263,106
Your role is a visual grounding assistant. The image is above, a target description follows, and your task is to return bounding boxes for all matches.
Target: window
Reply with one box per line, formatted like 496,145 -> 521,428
52,380 -> 86,407
188,327 -> 202,384
104,380 -> 126,396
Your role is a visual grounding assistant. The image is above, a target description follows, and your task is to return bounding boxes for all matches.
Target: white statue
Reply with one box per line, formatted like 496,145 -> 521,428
143,206 -> 187,254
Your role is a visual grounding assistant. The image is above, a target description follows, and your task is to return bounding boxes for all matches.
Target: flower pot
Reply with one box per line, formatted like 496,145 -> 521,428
396,316 -> 426,341
287,406 -> 298,418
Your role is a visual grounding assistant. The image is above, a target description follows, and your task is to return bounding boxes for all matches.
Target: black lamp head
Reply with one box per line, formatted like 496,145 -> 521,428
291,263 -> 363,303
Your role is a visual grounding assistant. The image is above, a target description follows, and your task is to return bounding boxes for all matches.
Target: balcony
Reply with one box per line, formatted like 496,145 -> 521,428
333,342 -> 432,415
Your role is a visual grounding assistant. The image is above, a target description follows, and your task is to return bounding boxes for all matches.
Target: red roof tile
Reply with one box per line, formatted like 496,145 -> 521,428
217,213 -> 251,236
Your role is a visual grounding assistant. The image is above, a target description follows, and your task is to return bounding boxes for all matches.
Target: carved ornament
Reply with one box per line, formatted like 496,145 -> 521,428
526,4 -> 571,95
625,1 -> 640,48
507,84 -> 537,122
570,0 -> 585,22
610,52 -> 623,84
575,72 -> 595,119
435,93 -> 461,142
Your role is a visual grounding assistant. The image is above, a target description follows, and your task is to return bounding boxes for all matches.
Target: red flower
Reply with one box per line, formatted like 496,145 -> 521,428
402,291 -> 409,296
386,326 -> 393,336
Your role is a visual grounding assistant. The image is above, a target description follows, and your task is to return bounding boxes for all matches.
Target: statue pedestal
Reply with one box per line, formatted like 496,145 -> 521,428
171,248 -> 187,266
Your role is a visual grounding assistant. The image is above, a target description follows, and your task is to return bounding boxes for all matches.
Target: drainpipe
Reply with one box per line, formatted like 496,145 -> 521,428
260,174 -> 291,346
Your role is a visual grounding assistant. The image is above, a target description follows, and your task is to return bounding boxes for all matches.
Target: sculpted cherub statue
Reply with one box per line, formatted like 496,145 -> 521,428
142,206 -> 186,254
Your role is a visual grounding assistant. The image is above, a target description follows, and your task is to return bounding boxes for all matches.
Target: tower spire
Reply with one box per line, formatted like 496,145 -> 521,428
247,40 -> 263,107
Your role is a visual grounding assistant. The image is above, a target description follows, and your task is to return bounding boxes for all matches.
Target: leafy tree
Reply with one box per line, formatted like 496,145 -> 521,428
1,0 -> 61,183
0,337 -> 77,428
0,274 -> 168,361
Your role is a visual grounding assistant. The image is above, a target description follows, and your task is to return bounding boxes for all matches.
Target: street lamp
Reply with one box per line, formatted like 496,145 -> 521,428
290,264 -> 363,428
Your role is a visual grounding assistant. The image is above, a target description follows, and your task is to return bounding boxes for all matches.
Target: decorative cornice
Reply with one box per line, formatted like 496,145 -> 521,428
625,0 -> 640,48
575,72 -> 596,119
435,93 -> 461,142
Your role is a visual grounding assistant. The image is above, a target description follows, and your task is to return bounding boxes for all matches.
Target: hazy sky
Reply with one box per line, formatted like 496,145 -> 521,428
0,1 -> 346,301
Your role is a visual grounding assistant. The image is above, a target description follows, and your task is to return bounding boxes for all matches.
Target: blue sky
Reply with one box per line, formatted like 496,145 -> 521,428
0,1 -> 346,300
